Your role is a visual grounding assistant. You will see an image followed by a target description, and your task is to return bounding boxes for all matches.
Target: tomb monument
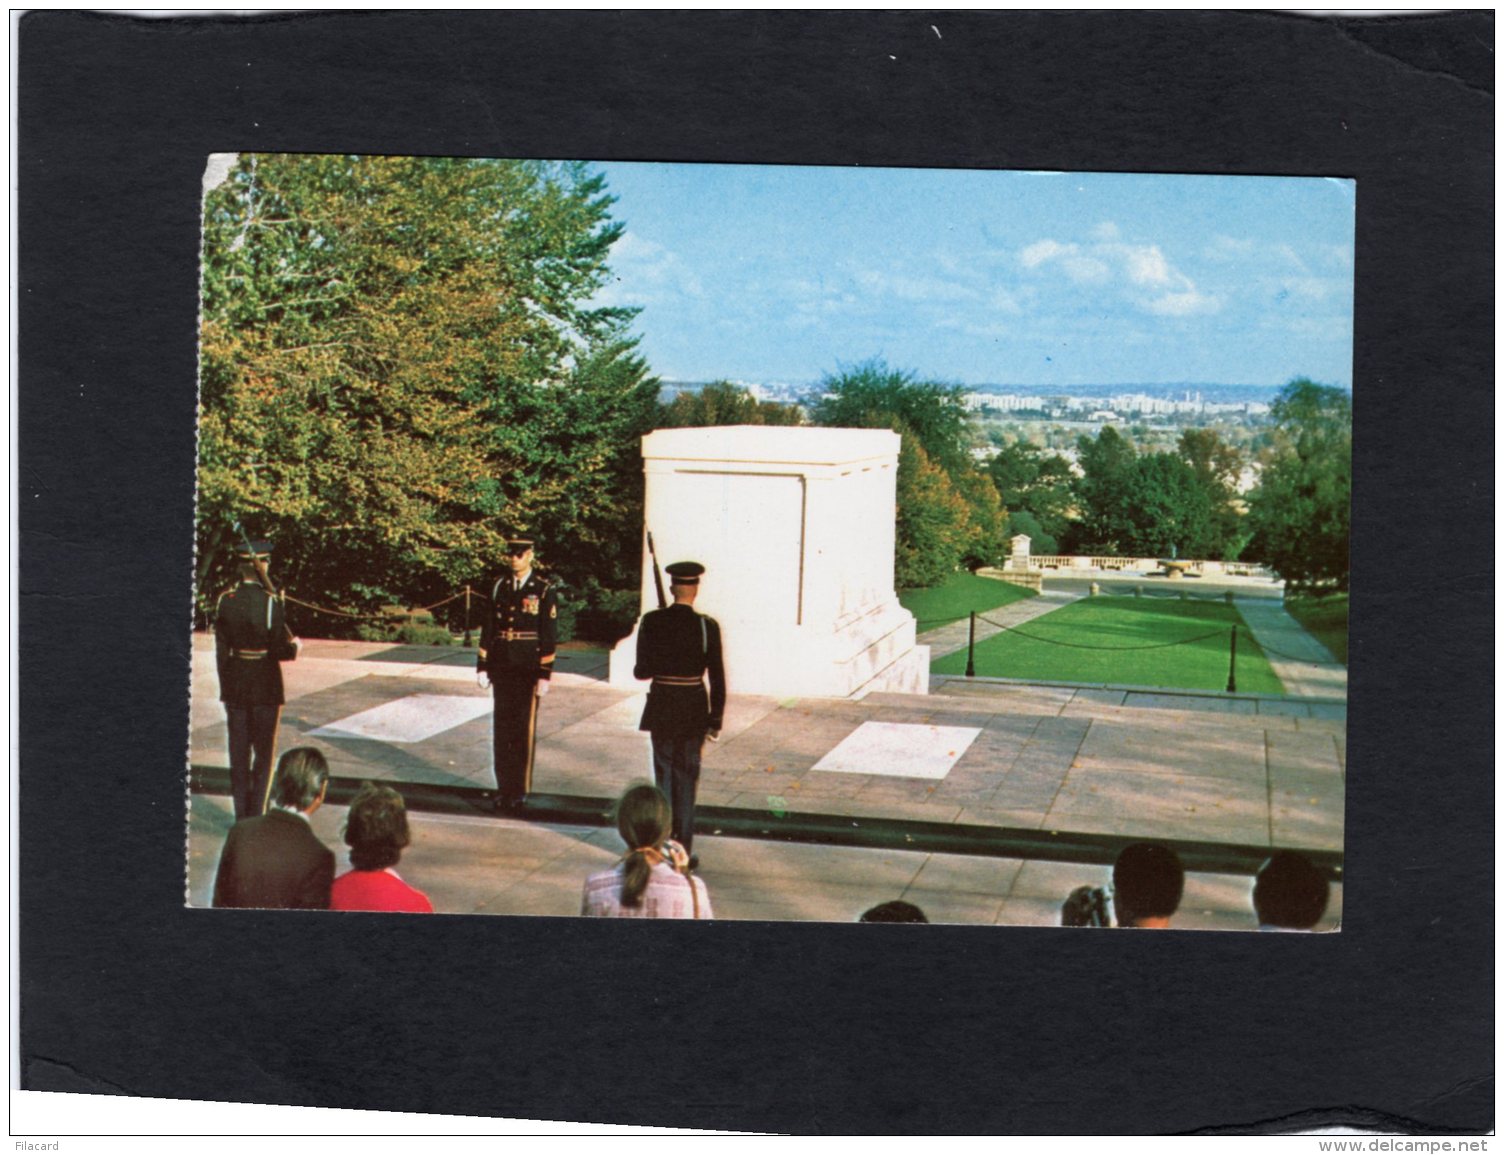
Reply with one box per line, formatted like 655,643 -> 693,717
607,425 -> 929,698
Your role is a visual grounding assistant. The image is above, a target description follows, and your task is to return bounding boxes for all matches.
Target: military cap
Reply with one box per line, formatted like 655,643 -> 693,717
665,561 -> 705,585
504,536 -> 535,554
235,539 -> 273,560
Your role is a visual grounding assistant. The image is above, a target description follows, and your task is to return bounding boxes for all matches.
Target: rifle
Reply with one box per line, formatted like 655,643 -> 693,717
232,520 -> 298,648
646,530 -> 667,610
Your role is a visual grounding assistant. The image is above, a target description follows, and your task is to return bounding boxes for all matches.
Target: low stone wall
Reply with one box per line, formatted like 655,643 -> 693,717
976,567 -> 1043,592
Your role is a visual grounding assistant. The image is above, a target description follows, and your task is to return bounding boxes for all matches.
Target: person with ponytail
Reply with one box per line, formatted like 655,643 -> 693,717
581,783 -> 712,919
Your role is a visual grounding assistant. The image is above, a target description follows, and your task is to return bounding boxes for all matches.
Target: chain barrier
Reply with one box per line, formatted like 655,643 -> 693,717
282,585 -> 474,622
974,612 -> 1228,651
1246,638 -> 1342,665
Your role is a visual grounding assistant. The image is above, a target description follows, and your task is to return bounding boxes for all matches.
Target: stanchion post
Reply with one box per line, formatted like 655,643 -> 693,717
1226,625 -> 1238,693
965,610 -> 977,678
462,584 -> 473,648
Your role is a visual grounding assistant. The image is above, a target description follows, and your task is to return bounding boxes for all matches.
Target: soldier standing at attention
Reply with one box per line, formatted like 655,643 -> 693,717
633,561 -> 725,867
476,537 -> 557,814
214,539 -> 300,820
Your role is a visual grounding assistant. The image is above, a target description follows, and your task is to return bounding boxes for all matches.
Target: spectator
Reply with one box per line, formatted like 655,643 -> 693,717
213,747 -> 334,910
860,900 -> 929,924
1112,842 -> 1184,929
581,783 -> 711,919
1253,851 -> 1330,931
1061,842 -> 1185,929
330,782 -> 434,914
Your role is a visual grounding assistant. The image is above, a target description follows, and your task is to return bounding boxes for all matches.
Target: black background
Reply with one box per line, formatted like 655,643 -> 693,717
16,10 -> 1494,1135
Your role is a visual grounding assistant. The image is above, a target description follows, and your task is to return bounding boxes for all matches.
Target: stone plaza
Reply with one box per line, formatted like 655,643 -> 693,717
185,577 -> 1345,930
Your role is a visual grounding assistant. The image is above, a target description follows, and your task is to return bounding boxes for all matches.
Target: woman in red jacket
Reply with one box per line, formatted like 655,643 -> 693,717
330,782 -> 434,914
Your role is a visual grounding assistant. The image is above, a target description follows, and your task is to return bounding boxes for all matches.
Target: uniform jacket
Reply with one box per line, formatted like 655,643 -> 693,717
212,809 -> 335,910
478,570 -> 558,680
215,580 -> 298,705
634,603 -> 726,736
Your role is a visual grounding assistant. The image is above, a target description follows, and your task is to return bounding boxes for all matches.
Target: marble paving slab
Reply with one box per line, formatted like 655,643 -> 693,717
309,693 -> 493,744
811,720 -> 982,780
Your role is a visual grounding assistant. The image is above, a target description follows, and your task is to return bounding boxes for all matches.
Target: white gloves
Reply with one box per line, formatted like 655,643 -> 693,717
536,679 -> 550,698
476,671 -> 490,690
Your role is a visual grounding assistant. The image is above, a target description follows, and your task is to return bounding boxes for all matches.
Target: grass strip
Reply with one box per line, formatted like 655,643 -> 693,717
899,570 -> 1036,630
1283,592 -> 1349,665
933,595 -> 1284,694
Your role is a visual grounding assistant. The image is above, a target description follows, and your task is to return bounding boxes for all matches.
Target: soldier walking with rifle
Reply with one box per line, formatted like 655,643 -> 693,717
632,535 -> 726,868
215,531 -> 301,820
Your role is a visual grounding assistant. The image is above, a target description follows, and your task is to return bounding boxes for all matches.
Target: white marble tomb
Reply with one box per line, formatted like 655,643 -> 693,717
607,425 -> 929,699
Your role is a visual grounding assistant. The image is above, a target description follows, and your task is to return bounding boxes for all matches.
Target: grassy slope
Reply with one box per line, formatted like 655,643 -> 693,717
932,595 -> 1284,694
898,571 -> 1037,630
1283,593 -> 1349,665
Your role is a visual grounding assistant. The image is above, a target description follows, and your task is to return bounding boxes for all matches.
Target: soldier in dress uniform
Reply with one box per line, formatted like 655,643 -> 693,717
214,539 -> 301,820
476,537 -> 557,813
633,561 -> 726,864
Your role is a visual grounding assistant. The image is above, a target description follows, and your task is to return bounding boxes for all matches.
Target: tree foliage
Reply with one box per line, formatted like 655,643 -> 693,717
656,381 -> 804,428
197,154 -> 658,625
1245,378 -> 1352,589
810,360 -> 1006,586
1068,426 -> 1139,552
1068,426 -> 1242,558
987,441 -> 1076,546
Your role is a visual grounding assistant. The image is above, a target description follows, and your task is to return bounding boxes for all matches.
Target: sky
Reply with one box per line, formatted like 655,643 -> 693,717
587,162 -> 1355,390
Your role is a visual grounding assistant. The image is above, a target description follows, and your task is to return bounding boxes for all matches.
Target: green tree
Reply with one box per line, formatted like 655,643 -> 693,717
1176,427 -> 1246,558
1118,453 -> 1219,558
810,359 -> 972,474
894,439 -> 973,587
811,360 -> 1004,584
1246,378 -> 1352,589
657,381 -> 804,427
1070,425 -> 1138,552
988,441 -> 1076,543
197,154 -> 657,625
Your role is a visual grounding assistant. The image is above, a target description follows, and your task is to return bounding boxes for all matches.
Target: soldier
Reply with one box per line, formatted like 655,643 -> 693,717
476,537 -> 557,813
214,539 -> 300,820
633,561 -> 726,865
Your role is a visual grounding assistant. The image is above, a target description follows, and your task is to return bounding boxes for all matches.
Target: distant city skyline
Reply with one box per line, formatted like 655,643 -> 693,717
589,163 -> 1355,391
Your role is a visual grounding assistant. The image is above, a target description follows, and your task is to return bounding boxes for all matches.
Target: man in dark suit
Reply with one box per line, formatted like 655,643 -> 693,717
214,538 -> 300,820
633,561 -> 726,864
476,536 -> 557,813
213,747 -> 334,910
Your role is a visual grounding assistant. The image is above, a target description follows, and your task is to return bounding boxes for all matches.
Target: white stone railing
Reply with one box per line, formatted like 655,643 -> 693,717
1013,554 -> 1274,578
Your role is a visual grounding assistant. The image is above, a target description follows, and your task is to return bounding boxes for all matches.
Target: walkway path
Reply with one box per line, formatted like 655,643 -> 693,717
187,607 -> 1346,929
918,588 -> 1084,659
1233,597 -> 1348,699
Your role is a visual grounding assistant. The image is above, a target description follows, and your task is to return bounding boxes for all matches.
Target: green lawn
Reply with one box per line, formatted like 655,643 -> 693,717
1283,592 -> 1349,666
898,571 -> 1037,630
932,595 -> 1285,694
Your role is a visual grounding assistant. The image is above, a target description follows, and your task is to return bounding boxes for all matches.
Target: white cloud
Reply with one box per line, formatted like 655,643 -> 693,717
1144,290 -> 1219,317
1020,239 -> 1074,269
1117,244 -> 1176,289
854,267 -> 975,303
1060,254 -> 1111,284
1019,232 -> 1219,316
1204,235 -> 1257,261
595,230 -> 704,305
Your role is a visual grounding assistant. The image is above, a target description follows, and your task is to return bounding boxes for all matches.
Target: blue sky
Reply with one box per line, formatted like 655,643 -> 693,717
587,162 -> 1355,390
